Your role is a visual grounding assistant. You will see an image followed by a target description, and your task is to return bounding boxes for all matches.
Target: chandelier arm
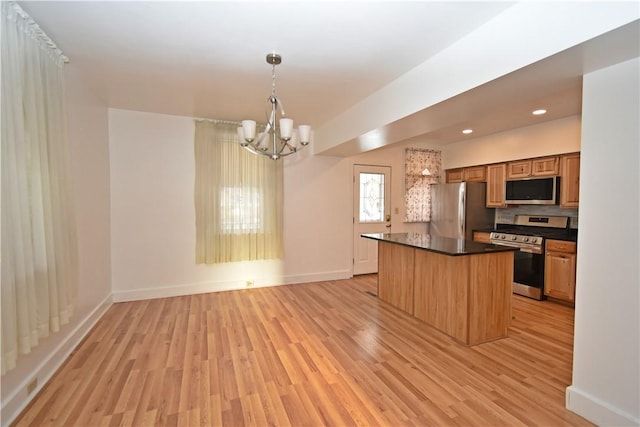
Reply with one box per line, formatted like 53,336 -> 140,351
242,144 -> 272,158
255,107 -> 275,149
277,150 -> 298,158
270,98 -> 279,158
254,131 -> 268,148
273,96 -> 286,117
282,141 -> 297,152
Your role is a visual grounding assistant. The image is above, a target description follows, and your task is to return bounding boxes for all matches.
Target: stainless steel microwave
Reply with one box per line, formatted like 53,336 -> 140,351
505,176 -> 559,205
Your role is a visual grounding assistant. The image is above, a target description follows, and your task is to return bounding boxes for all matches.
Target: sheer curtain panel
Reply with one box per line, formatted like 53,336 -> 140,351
194,120 -> 284,263
1,2 -> 78,375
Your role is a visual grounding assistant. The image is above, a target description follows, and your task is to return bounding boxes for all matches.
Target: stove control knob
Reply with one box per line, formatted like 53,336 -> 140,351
500,235 -> 506,240
511,236 -> 517,241
523,237 -> 529,242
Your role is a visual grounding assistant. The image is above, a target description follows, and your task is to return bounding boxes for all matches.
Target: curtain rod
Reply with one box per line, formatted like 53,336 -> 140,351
194,118 -> 243,126
5,1 -> 69,64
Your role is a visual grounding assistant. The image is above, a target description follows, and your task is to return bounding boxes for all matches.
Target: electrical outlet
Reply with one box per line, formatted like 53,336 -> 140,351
27,377 -> 37,394
245,280 -> 254,288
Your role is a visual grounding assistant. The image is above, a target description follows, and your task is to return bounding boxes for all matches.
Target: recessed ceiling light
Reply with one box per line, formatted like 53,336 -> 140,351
532,109 -> 547,115
462,129 -> 473,134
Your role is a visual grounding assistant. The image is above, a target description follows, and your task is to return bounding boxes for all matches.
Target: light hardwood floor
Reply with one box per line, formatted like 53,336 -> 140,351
13,274 -> 592,426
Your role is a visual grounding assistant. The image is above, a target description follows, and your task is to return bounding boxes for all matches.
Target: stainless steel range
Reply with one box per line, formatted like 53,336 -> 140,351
490,215 -> 570,300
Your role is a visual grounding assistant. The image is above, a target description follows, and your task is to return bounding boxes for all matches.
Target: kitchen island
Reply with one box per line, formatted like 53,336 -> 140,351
362,233 -> 517,346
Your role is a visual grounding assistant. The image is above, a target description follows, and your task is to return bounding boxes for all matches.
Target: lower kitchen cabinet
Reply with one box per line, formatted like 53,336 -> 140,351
473,231 -> 491,244
544,239 -> 577,304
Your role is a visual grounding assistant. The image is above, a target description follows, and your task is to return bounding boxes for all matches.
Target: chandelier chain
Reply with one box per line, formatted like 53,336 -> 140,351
271,64 -> 277,97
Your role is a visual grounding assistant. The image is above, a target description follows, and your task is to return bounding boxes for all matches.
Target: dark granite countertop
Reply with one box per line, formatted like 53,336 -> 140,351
361,233 -> 519,257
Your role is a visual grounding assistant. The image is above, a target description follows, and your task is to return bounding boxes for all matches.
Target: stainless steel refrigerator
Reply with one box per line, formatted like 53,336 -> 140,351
430,182 -> 495,240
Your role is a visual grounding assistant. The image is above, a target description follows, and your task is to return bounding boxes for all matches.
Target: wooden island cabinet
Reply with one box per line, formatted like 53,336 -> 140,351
377,242 -> 415,314
366,234 -> 516,346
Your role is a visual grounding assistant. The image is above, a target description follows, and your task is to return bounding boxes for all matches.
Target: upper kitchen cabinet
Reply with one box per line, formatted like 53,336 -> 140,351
532,157 -> 560,176
506,156 -> 559,179
506,160 -> 531,178
560,153 -> 580,207
446,168 -> 463,183
463,165 -> 486,182
445,166 -> 486,183
486,164 -> 507,207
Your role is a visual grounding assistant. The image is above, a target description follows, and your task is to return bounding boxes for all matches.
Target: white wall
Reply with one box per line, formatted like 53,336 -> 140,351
1,66 -> 113,426
566,58 -> 639,426
107,108 -> 439,302
108,109 -> 353,302
442,115 -> 581,169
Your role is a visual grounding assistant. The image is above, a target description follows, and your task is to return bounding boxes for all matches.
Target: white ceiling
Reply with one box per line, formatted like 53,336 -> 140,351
18,1 -> 640,151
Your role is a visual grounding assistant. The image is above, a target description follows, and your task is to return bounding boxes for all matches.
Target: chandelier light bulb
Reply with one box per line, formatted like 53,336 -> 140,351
280,118 -> 293,140
298,125 -> 311,145
242,120 -> 256,141
289,129 -> 299,148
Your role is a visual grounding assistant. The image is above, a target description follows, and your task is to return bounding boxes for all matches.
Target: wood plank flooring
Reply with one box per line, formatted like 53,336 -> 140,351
12,274 -> 592,426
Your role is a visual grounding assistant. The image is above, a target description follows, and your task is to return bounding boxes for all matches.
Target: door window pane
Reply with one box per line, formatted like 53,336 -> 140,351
359,173 -> 385,222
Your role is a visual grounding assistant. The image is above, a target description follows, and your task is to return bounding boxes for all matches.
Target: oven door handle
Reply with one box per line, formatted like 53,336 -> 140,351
520,247 -> 542,254
490,241 -> 542,254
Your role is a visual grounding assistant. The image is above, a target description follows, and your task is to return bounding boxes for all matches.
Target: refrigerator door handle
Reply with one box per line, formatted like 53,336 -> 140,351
459,187 -> 465,239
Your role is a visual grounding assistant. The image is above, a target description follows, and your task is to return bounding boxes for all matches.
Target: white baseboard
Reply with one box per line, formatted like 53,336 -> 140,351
566,385 -> 639,426
112,269 -> 352,302
1,294 -> 113,427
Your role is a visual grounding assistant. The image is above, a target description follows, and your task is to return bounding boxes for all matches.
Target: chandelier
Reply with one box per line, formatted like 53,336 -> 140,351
237,53 -> 311,160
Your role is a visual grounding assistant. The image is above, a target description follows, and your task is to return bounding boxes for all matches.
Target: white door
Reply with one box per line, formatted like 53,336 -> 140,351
353,165 -> 391,275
